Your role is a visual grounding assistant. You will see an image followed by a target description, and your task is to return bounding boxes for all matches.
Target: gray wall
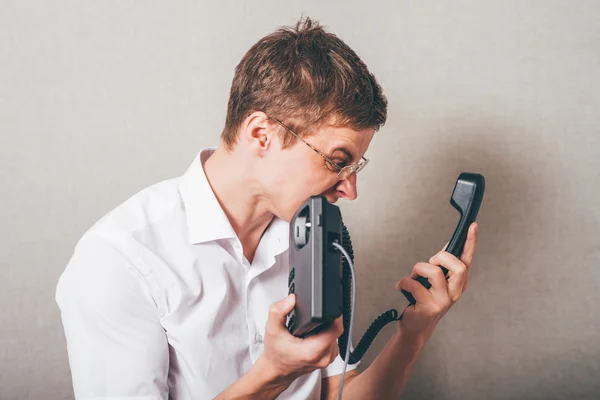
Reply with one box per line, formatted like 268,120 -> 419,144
1,1 -> 598,399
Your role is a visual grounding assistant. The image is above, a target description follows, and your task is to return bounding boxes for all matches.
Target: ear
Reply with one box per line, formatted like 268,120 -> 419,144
241,111 -> 275,156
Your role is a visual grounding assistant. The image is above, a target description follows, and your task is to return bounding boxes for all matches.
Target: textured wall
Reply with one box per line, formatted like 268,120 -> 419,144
1,1 -> 598,399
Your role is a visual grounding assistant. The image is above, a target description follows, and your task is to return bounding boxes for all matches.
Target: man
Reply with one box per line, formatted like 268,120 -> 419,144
56,17 -> 478,399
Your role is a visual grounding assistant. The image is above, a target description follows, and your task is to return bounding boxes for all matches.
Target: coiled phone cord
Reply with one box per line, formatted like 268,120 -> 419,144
336,223 -> 404,364
332,225 -> 410,400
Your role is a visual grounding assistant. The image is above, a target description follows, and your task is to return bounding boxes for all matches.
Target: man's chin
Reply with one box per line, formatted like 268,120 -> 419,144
279,196 -> 338,223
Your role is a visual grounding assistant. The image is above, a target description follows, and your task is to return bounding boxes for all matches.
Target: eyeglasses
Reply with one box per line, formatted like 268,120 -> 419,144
266,115 -> 369,181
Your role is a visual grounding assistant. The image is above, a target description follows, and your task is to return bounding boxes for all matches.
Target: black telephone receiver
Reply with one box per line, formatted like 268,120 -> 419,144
287,172 -> 485,363
401,172 -> 485,304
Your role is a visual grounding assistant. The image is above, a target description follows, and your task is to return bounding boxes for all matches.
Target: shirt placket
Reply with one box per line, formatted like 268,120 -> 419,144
231,238 -> 264,363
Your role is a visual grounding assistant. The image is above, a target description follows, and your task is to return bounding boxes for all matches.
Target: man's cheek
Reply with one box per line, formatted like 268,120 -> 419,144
320,184 -> 337,197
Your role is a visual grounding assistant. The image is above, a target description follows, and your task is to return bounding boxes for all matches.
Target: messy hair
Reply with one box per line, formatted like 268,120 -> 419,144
220,16 -> 387,149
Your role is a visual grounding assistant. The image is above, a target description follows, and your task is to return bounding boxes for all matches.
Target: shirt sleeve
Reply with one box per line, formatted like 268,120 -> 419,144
321,342 -> 360,378
55,235 -> 169,400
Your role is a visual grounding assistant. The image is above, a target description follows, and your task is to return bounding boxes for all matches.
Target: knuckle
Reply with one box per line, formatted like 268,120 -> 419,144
304,348 -> 321,365
318,353 -> 332,368
313,354 -> 326,366
332,344 -> 340,358
415,262 -> 428,270
319,358 -> 331,368
299,352 -> 311,365
432,267 -> 445,279
330,347 -> 340,363
429,305 -> 443,316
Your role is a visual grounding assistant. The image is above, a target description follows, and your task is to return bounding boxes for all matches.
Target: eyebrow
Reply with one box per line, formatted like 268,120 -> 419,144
330,147 -> 356,163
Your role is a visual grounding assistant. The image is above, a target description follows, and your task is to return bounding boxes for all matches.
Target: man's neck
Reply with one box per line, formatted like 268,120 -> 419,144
203,145 -> 274,262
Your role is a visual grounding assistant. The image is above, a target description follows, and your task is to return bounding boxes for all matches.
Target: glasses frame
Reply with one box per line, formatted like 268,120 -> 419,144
266,115 -> 369,181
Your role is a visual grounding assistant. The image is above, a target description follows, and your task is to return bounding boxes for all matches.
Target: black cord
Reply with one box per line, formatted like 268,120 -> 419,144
337,223 -> 402,364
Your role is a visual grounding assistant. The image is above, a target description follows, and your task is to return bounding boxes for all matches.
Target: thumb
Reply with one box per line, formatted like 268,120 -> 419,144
268,294 -> 296,325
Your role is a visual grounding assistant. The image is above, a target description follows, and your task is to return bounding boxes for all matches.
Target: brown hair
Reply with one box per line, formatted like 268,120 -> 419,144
220,16 -> 387,149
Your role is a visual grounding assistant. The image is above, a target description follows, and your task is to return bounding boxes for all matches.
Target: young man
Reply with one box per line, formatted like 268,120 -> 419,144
56,17 -> 478,399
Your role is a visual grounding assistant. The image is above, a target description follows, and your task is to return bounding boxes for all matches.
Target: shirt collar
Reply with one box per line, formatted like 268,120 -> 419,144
178,149 -> 237,244
260,215 -> 290,258
178,149 -> 290,255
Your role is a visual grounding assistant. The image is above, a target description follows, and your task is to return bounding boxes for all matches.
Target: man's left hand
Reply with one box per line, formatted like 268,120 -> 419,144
395,222 -> 479,344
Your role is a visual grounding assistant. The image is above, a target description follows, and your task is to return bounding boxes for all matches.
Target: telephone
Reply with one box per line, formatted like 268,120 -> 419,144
286,172 -> 485,366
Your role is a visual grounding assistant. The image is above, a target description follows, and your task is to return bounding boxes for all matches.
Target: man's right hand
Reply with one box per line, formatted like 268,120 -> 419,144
259,294 -> 344,384
214,294 -> 344,399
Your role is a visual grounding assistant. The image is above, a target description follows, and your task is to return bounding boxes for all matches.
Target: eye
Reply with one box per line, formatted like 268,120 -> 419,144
334,159 -> 349,168
325,160 -> 345,172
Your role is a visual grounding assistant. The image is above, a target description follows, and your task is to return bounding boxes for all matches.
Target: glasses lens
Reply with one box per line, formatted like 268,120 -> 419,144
338,166 -> 355,180
337,159 -> 368,180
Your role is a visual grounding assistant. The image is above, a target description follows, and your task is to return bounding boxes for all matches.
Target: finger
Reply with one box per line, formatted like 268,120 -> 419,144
459,222 -> 478,269
409,262 -> 449,292
318,342 -> 341,369
302,321 -> 343,363
429,252 -> 467,277
411,262 -> 451,304
458,222 -> 477,292
429,252 -> 467,301
310,317 -> 343,344
397,276 -> 431,305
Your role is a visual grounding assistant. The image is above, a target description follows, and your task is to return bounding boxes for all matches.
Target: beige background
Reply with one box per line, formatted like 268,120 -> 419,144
1,1 -> 599,399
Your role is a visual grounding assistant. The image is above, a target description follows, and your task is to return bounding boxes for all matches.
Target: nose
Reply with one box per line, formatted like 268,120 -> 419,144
336,173 -> 358,201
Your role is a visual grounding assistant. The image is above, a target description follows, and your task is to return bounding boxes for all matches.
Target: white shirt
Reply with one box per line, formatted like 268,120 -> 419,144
56,148 -> 358,400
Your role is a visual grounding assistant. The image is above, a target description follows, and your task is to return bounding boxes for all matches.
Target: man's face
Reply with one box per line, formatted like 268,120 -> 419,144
255,115 -> 375,222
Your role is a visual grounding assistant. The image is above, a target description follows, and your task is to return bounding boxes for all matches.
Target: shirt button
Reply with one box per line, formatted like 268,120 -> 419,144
255,333 -> 263,343
233,241 -> 240,248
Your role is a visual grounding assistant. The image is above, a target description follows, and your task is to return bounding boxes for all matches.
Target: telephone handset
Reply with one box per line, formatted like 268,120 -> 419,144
401,172 -> 485,304
286,172 -> 485,364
